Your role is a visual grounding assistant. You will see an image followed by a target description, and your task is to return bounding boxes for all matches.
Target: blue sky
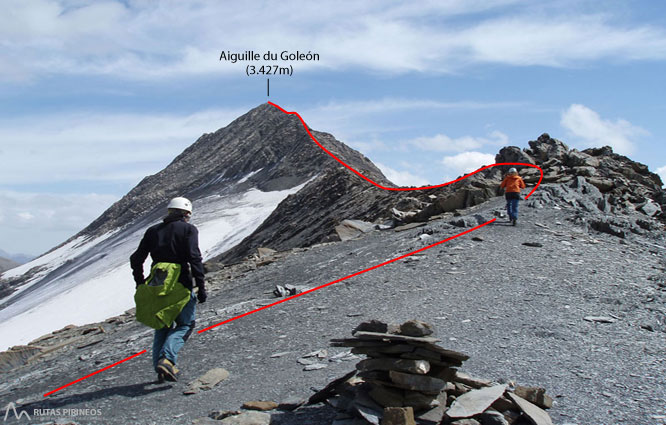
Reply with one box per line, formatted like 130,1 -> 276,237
1,0 -> 666,256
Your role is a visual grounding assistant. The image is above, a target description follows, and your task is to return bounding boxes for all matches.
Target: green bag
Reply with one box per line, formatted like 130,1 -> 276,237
134,262 -> 192,329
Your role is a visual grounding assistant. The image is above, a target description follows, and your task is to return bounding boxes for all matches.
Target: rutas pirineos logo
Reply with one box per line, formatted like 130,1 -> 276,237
3,402 -> 30,422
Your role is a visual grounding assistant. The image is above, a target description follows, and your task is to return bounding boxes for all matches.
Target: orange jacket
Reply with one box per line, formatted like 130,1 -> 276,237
500,175 -> 526,193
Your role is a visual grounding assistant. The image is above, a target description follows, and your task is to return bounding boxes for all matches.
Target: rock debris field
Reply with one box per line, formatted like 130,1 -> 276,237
1,185 -> 665,425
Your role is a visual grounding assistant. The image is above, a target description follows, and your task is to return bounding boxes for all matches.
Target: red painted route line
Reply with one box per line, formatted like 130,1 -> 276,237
267,101 -> 544,198
43,350 -> 146,397
44,102 -> 542,397
198,218 -> 495,333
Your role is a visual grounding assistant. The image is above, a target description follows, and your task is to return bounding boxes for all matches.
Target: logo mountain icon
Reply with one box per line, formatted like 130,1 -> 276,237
3,402 -> 30,422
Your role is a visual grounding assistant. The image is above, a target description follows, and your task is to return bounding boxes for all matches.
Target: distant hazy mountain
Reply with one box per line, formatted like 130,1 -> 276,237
0,256 -> 20,273
0,249 -> 34,265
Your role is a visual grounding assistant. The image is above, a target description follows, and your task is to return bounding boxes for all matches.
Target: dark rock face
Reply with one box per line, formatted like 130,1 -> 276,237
495,146 -> 535,168
526,133 -> 569,162
215,167 -> 401,264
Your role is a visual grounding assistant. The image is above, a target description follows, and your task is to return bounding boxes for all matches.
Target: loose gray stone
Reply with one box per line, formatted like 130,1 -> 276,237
583,316 -> 616,323
389,370 -> 446,394
242,400 -> 278,411
380,406 -> 415,425
303,363 -> 328,371
192,418 -> 222,425
415,392 -> 447,424
219,411 -> 271,425
477,409 -> 509,425
399,320 -> 434,337
507,393 -> 554,425
514,385 -> 553,409
522,242 -> 543,247
353,401 -> 383,425
356,358 -> 430,375
446,385 -> 507,418
453,371 -> 493,389
184,368 -> 229,395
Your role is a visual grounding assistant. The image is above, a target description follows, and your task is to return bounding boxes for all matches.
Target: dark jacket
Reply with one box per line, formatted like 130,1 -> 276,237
130,214 -> 205,291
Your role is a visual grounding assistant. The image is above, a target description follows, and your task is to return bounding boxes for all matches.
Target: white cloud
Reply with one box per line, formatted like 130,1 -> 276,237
440,152 -> 496,176
409,131 -> 509,153
375,162 -> 430,188
657,166 -> 666,188
2,1 -> 666,81
0,107 -> 246,185
300,99 -> 519,158
17,212 -> 35,222
0,191 -> 119,255
560,104 -> 648,155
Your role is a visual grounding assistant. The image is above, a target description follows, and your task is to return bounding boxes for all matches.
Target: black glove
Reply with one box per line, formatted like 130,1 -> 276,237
197,287 -> 207,304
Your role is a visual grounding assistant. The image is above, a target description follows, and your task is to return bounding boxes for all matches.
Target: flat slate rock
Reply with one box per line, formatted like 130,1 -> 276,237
415,392 -> 447,425
381,406 -> 416,425
446,385 -> 507,418
394,222 -> 427,232
356,358 -> 430,375
507,393 -> 554,425
308,370 -> 357,405
583,316 -> 617,323
219,411 -> 271,425
412,342 -> 470,363
352,331 -> 440,344
354,401 -> 383,425
184,368 -> 230,395
242,400 -> 278,411
453,371 -> 494,389
399,320 -> 434,337
522,242 -> 543,247
389,370 -> 446,394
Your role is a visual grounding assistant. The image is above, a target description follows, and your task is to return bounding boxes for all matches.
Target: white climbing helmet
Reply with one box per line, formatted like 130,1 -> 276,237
508,168 -> 518,174
167,197 -> 193,214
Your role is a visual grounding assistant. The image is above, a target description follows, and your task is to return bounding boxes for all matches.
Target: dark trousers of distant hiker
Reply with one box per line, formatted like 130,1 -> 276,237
506,192 -> 520,221
152,292 -> 197,370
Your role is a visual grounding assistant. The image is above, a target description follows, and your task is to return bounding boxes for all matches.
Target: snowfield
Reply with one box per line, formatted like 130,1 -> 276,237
0,182 -> 307,351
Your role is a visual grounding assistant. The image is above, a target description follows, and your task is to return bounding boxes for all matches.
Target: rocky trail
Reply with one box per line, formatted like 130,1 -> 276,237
1,180 -> 665,425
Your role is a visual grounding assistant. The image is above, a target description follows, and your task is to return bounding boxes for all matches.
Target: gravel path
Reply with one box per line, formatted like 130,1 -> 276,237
2,192 -> 664,425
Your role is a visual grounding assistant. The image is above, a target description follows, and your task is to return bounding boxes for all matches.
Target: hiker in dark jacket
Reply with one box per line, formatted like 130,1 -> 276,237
130,197 -> 206,382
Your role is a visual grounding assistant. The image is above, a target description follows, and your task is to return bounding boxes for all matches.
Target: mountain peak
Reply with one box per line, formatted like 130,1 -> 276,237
79,103 -> 388,239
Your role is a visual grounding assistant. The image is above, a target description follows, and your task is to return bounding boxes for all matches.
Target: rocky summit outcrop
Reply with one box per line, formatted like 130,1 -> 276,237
382,134 -> 664,235
213,133 -> 665,266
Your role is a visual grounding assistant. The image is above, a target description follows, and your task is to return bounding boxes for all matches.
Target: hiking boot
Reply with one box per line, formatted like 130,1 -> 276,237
512,218 -> 517,226
157,358 -> 179,382
157,371 -> 165,384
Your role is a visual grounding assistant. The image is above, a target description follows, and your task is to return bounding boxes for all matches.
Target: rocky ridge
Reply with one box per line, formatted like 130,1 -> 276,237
1,173 -> 664,424
214,133 -> 664,266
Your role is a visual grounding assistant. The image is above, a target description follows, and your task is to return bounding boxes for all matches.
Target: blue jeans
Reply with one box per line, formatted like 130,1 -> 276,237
506,198 -> 520,220
152,292 -> 196,370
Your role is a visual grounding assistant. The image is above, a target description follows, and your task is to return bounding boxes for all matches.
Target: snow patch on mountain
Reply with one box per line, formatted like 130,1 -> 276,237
0,182 -> 307,351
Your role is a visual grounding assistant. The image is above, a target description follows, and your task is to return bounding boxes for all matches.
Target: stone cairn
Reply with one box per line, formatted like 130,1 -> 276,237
313,319 -> 554,425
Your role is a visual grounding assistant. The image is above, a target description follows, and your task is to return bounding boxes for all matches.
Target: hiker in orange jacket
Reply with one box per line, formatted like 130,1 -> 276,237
500,168 -> 526,226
